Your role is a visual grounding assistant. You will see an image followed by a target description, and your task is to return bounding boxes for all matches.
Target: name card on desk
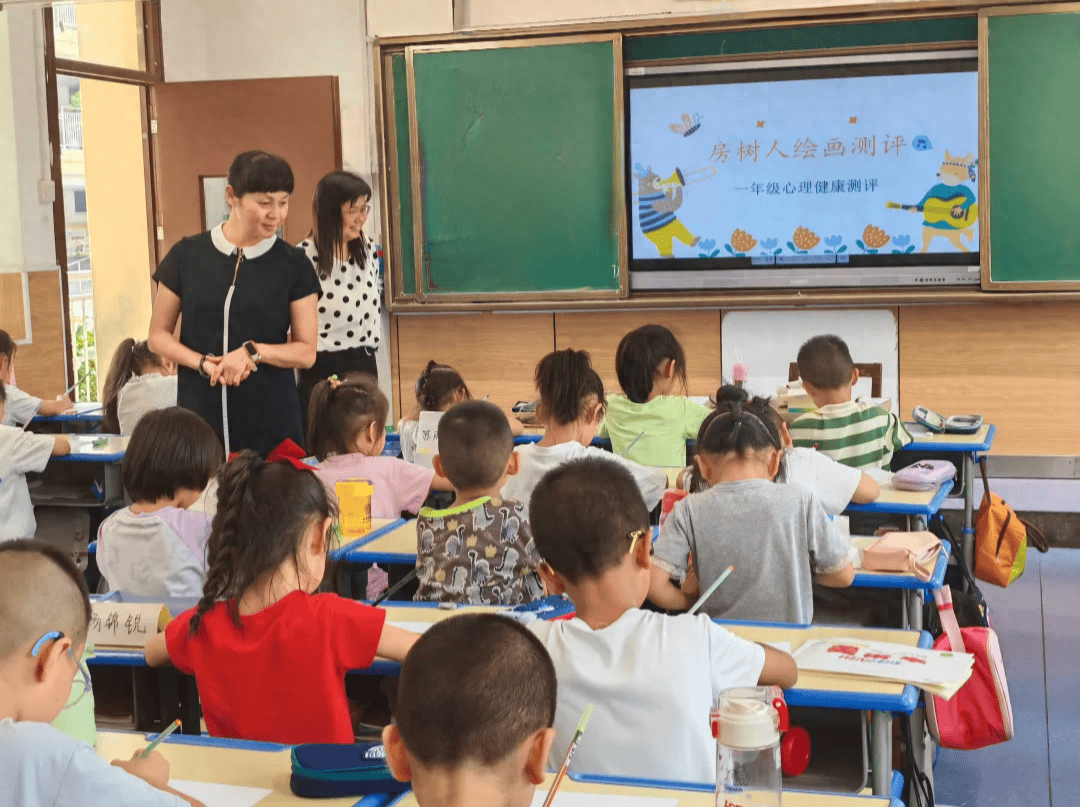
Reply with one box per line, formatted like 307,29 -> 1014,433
89,602 -> 171,650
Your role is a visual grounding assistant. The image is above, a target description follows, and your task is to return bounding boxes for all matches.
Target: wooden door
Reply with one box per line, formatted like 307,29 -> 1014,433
150,76 -> 342,260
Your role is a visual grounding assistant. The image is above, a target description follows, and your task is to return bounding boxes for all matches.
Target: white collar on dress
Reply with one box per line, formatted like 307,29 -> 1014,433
210,223 -> 277,259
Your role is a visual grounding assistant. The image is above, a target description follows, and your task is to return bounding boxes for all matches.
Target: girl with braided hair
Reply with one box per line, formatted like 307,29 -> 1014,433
143,450 -> 418,744
648,403 -> 856,624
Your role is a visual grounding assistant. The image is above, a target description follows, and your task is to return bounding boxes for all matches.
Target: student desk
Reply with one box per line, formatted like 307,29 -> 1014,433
850,537 -> 952,632
330,518 -> 403,561
718,619 -> 930,797
95,731 -> 396,807
843,480 -> 949,531
338,519 -> 418,566
31,401 -> 104,430
389,772 -> 902,807
898,422 -> 996,572
46,434 -> 128,506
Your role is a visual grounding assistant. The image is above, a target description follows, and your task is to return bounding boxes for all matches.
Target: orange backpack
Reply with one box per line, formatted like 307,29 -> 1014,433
974,457 -> 1048,587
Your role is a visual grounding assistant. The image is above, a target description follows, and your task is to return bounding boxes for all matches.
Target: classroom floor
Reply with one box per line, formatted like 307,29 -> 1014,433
933,548 -> 1079,807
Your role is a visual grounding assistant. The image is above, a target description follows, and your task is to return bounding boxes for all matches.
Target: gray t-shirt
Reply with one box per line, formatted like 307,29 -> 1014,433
654,479 -> 852,624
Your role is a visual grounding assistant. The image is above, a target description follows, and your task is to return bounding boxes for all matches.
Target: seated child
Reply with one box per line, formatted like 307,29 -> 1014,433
788,335 -> 911,470
101,338 -> 177,435
145,451 -> 419,744
0,330 -> 74,426
501,349 -> 665,521
598,324 -> 711,467
416,400 -> 542,605
97,408 -> 223,597
650,406 -> 855,624
398,361 -> 524,463
681,388 -> 879,514
0,539 -> 204,807
383,613 -> 557,807
0,380 -> 71,542
527,458 -> 797,783
308,373 -> 452,519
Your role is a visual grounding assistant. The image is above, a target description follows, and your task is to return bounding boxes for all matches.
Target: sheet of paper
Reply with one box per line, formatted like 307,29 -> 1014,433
531,792 -> 678,807
170,780 -> 272,807
389,621 -> 436,633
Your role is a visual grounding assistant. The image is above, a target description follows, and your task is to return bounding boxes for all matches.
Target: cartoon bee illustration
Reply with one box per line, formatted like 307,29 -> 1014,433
669,113 -> 702,138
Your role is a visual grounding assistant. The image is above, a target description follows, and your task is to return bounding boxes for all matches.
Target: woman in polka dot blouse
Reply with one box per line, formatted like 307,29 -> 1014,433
297,171 -> 383,425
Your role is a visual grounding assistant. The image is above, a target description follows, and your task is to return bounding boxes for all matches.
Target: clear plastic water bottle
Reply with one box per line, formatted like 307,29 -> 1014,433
712,686 -> 787,807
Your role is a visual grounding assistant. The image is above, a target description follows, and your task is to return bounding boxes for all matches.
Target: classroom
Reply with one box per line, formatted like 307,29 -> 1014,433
1,0 -> 1078,806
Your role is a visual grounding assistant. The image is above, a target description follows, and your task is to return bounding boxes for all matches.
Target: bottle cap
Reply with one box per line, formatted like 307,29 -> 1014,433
712,694 -> 780,750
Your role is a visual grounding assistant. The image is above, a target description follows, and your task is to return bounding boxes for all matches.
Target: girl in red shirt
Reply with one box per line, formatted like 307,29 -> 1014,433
144,451 -> 418,745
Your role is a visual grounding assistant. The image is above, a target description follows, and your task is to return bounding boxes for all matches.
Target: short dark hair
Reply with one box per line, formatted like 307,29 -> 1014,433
437,401 -> 513,490
615,324 -> 688,404
227,150 -> 294,196
530,458 -> 649,585
122,407 -> 225,502
0,378 -> 6,403
534,349 -> 606,426
0,329 -> 15,362
796,335 -> 854,390
395,613 -> 556,766
698,404 -> 780,458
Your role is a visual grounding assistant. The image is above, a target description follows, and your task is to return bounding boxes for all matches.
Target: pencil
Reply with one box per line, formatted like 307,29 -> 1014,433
139,719 -> 182,758
541,704 -> 593,807
687,565 -> 734,615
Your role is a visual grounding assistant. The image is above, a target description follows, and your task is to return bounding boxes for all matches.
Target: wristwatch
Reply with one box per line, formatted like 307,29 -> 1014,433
198,354 -> 214,379
243,340 -> 261,366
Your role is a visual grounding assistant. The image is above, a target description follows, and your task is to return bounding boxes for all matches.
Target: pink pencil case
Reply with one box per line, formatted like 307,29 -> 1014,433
862,531 -> 942,581
893,460 -> 956,491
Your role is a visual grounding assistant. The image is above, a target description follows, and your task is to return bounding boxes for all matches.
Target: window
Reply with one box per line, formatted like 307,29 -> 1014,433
73,189 -> 86,213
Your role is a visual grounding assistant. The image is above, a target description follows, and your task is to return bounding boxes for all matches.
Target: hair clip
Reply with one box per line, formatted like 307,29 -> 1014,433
328,375 -> 342,390
266,439 -> 315,472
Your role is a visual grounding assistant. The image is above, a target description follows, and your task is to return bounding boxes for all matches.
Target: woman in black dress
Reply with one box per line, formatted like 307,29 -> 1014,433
296,171 -> 382,423
148,151 -> 320,456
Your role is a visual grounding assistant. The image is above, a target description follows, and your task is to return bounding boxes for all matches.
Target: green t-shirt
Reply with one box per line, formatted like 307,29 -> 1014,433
598,394 -> 712,468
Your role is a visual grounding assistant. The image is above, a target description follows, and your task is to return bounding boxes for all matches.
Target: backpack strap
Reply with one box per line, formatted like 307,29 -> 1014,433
933,585 -> 966,653
978,455 -> 993,501
1022,519 -> 1051,553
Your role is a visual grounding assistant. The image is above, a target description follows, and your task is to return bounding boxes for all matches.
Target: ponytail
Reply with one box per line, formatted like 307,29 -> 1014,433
191,451 -> 337,633
615,324 -> 688,404
698,404 -> 780,458
306,372 -> 389,460
534,349 -> 606,426
102,339 -> 163,433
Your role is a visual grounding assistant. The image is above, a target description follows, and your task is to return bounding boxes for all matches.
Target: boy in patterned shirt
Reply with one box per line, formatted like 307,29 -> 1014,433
414,401 -> 542,605
789,334 -> 911,471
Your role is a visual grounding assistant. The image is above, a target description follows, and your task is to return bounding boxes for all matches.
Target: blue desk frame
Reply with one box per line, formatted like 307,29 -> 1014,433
851,539 -> 951,632
330,518 -> 408,562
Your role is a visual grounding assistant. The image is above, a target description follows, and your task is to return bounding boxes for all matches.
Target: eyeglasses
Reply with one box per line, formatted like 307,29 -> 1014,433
346,203 -> 372,217
31,630 -> 93,710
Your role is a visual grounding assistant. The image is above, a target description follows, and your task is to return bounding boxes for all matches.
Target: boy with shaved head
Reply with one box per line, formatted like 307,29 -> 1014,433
0,540 -> 204,807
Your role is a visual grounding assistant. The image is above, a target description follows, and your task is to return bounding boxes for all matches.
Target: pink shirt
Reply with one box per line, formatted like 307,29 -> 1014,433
315,453 -> 434,519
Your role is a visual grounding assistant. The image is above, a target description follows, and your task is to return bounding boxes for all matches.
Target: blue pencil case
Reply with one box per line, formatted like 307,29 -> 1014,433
289,742 -> 409,798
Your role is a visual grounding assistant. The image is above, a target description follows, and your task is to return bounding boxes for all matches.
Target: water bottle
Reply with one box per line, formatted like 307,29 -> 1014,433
711,686 -> 788,807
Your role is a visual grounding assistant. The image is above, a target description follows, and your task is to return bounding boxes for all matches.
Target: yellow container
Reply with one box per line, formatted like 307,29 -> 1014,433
336,479 -> 373,541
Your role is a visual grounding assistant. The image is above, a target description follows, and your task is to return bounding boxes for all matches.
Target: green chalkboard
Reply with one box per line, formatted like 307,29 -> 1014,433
627,18 -> 977,61
408,38 -> 625,299
986,11 -> 1080,287
391,54 -> 416,297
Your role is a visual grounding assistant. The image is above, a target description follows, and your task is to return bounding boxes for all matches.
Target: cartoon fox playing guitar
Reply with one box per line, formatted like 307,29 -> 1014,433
886,151 -> 977,253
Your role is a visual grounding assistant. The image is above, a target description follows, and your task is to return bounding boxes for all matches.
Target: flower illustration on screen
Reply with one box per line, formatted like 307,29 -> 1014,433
823,235 -> 847,255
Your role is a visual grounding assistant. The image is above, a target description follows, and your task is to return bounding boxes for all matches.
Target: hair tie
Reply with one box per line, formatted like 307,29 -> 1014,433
328,375 -> 342,390
266,439 -> 315,472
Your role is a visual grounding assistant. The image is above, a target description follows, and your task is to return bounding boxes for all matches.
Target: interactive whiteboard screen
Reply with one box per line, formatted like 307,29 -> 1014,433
628,62 -> 979,275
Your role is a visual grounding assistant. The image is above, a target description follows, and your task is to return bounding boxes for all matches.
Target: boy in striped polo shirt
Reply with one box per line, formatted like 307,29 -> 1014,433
789,335 -> 911,470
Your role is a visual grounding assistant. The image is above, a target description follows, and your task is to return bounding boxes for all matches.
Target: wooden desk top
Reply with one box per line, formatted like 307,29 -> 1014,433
382,603 -> 504,632
95,732 -> 362,807
391,774 -> 894,806
362,520 -> 418,555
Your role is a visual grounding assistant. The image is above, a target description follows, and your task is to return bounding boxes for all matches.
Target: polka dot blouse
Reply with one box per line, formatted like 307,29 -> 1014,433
300,239 -> 382,353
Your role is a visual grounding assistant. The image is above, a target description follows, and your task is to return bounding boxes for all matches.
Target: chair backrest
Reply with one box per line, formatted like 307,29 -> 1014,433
788,362 -> 883,398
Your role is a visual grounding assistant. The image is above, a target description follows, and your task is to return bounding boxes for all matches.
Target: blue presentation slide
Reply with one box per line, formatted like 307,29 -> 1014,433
629,70 -> 978,262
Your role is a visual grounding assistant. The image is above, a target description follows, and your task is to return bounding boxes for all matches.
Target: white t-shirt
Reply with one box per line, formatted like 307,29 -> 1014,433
397,418 -> 420,463
501,441 -> 666,521
1,384 -> 43,426
529,610 -> 765,784
117,374 -> 177,435
780,446 -> 862,516
97,507 -> 213,597
299,239 -> 382,353
0,718 -> 184,807
0,425 -> 55,541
